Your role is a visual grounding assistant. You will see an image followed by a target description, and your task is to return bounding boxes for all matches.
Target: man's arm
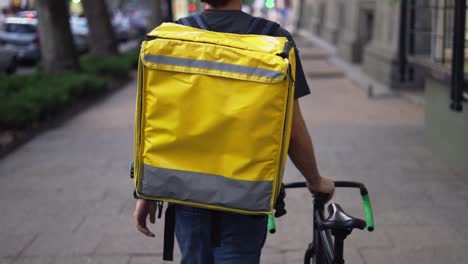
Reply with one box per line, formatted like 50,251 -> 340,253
288,100 -> 335,196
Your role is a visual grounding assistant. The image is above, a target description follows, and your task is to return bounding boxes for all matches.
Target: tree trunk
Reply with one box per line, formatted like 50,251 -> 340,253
35,0 -> 79,74
149,0 -> 163,29
82,0 -> 118,56
296,0 -> 305,30
164,0 -> 174,22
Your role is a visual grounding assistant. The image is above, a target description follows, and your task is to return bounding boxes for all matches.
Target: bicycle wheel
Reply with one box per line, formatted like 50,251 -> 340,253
304,245 -> 314,264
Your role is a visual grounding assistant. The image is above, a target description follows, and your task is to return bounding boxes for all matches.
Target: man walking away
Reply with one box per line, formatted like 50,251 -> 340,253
134,1 -> 335,263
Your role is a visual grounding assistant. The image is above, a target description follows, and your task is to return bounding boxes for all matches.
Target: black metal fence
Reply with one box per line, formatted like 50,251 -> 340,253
403,0 -> 467,111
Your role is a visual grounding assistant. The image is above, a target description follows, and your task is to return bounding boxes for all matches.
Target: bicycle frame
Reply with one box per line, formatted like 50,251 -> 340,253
282,181 -> 374,264
309,195 -> 350,264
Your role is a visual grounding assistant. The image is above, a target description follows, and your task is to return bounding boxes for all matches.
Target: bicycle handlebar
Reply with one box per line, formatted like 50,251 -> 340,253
361,194 -> 375,231
283,181 -> 375,232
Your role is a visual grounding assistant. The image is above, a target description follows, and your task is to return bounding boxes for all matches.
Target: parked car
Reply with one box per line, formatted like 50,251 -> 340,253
70,16 -> 89,54
16,10 -> 37,19
0,17 -> 40,63
0,16 -> 90,63
112,11 -> 138,43
0,45 -> 17,74
0,13 -> 5,26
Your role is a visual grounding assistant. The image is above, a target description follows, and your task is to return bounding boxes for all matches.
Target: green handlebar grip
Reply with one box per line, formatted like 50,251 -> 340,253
268,214 -> 276,234
361,194 -> 375,231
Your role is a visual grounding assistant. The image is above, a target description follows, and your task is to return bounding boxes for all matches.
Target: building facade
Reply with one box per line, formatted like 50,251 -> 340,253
299,0 -> 468,175
301,0 -> 432,89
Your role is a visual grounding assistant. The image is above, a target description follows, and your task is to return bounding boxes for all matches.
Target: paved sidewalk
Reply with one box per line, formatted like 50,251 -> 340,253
1,39 -> 468,264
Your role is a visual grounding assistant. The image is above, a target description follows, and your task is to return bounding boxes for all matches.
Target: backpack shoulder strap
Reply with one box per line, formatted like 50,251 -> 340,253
247,17 -> 280,35
177,14 -> 209,30
162,204 -> 176,261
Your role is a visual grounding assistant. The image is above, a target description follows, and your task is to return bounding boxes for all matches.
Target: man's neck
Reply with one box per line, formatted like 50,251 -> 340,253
208,0 -> 242,10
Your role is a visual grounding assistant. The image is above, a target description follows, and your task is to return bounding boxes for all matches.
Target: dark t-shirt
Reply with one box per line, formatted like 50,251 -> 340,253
188,10 -> 311,99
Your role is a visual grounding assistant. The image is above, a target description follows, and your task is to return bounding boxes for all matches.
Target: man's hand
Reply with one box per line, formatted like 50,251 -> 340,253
133,199 -> 157,237
306,176 -> 335,202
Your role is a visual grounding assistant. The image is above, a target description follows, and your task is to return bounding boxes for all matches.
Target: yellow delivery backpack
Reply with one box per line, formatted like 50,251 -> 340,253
133,21 -> 296,216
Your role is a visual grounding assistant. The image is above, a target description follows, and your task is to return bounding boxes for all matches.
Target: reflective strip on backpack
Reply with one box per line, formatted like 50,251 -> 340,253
144,54 -> 284,80
140,164 -> 273,212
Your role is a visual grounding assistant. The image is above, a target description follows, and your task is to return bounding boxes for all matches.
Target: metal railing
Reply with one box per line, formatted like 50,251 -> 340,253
400,0 -> 467,111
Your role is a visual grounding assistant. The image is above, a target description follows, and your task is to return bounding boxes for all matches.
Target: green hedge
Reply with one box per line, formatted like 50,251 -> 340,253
0,73 -> 107,129
0,49 -> 139,129
80,49 -> 139,77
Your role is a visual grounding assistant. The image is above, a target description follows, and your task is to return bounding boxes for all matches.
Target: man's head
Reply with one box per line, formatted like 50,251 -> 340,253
201,0 -> 238,8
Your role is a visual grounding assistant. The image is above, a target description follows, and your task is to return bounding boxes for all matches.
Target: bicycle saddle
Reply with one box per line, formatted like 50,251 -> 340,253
321,203 -> 366,231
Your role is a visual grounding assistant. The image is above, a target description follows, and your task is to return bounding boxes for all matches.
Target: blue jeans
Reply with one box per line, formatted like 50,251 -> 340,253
175,205 -> 268,264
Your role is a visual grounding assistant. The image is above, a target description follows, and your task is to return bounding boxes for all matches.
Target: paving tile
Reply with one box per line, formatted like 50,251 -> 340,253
0,234 -> 37,258
50,256 -> 130,264
361,246 -> 468,264
129,251 -> 181,264
128,256 -> 163,264
260,253 -> 285,264
0,258 -> 12,264
340,248 -> 364,264
302,60 -> 345,79
347,229 -> 393,249
22,231 -> 102,257
9,256 -> 54,264
94,233 -> 165,256
384,225 -> 468,250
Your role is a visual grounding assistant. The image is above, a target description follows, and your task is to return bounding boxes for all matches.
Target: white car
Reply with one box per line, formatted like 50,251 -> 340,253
0,16 -> 91,63
0,17 -> 40,63
70,16 -> 90,53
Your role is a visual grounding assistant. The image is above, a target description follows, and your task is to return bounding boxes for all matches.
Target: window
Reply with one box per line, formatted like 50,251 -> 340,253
407,0 -> 467,110
426,0 -> 467,69
4,23 -> 37,34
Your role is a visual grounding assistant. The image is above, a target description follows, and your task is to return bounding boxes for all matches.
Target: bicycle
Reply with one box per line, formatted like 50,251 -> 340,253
269,181 -> 375,264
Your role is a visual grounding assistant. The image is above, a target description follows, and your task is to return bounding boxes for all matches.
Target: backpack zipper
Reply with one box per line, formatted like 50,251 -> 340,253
273,63 -> 294,207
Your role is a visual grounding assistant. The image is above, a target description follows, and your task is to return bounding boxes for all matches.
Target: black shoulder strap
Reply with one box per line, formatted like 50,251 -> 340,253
247,17 -> 280,35
211,211 -> 221,247
162,204 -> 176,261
178,14 -> 209,30
162,205 -> 221,261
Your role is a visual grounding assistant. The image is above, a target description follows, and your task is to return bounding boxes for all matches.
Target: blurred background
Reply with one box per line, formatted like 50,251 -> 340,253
0,0 -> 467,263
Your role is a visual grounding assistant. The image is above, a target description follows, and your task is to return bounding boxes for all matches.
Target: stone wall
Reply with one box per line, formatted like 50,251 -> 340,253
300,0 -> 431,89
362,0 -> 430,89
361,1 -> 399,85
425,78 -> 468,175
